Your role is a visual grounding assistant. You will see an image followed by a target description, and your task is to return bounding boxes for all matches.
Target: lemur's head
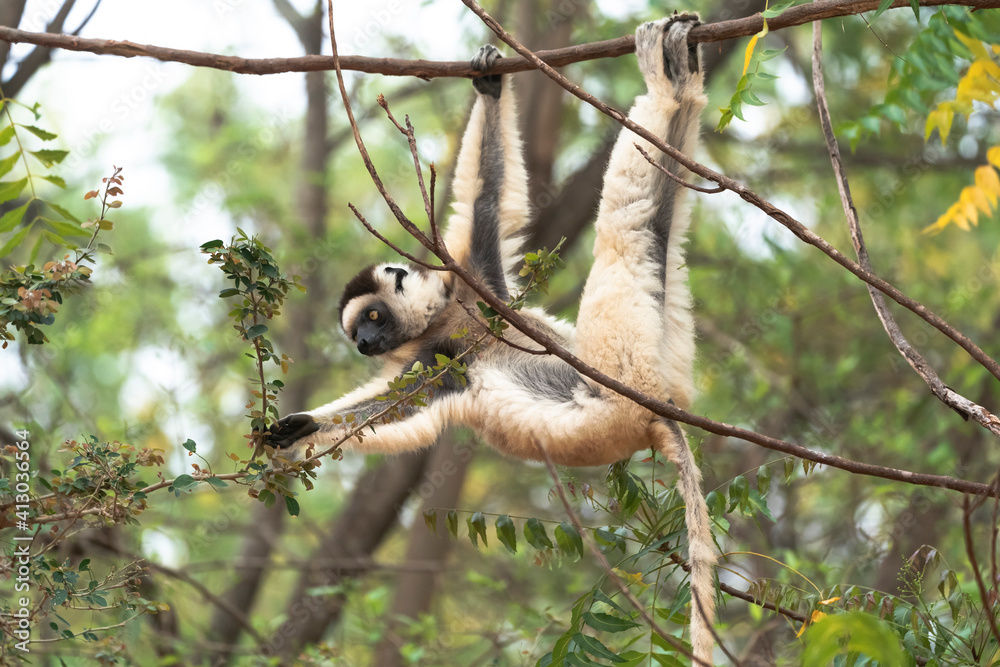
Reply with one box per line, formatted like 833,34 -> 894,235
338,263 -> 450,357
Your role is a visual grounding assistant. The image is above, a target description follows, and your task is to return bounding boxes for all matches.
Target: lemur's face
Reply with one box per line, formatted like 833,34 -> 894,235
338,263 -> 449,357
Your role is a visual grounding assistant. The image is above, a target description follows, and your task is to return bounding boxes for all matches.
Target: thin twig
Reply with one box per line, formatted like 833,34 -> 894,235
347,203 -> 444,271
963,495 -> 1000,646
810,12 -> 1000,438
635,144 -> 725,194
461,0 -> 1000,385
455,298 -> 549,355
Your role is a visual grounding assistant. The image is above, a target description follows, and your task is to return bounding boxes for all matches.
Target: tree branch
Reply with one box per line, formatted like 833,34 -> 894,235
810,12 -> 1000,437
0,0 -> 996,79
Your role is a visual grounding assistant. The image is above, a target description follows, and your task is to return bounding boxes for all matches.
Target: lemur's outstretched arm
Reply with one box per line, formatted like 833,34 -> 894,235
267,46 -> 525,452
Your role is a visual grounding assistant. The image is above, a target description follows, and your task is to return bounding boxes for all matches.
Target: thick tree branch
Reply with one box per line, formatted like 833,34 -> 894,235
460,0 -> 1000,385
0,0 -> 996,79
811,15 -> 1000,437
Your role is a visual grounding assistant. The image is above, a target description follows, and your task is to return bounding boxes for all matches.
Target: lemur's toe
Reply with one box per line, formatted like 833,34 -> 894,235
471,44 -> 502,99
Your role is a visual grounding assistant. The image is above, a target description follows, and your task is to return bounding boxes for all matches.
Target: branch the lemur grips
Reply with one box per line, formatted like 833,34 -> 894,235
269,15 -> 716,662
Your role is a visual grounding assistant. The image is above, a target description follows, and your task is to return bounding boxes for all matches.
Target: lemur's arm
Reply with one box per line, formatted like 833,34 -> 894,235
442,45 -> 530,298
266,361 -> 457,454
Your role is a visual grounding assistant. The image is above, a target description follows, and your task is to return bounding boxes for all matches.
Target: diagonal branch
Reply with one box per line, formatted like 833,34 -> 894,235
460,0 -> 1000,386
811,13 -> 1000,437
0,1 -> 997,79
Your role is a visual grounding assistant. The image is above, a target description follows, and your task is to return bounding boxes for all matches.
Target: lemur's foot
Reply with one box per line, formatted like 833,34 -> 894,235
266,413 -> 320,450
471,44 -> 502,99
636,12 -> 701,94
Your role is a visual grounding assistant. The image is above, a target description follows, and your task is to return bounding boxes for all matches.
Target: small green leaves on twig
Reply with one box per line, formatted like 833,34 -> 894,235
201,230 -> 305,458
0,166 -> 122,347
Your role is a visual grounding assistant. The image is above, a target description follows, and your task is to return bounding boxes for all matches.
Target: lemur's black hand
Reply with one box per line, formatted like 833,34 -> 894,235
471,44 -> 502,99
266,413 -> 320,449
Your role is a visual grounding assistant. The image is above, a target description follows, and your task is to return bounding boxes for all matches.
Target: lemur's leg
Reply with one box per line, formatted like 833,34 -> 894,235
573,16 -> 716,663
443,45 -> 530,298
576,14 -> 705,409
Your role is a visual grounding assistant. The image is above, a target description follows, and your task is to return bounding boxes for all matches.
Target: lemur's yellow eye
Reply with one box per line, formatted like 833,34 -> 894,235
368,310 -> 379,321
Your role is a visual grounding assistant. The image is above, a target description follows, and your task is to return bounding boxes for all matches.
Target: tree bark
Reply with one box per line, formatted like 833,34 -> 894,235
265,449 -> 431,658
372,433 -> 474,666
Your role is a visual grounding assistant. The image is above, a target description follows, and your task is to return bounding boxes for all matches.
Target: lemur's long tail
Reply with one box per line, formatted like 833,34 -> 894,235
651,418 -> 716,665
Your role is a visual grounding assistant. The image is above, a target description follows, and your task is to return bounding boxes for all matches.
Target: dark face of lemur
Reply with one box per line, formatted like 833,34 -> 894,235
338,263 -> 449,357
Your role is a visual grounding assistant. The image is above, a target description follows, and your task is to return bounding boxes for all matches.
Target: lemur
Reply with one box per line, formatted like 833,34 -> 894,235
268,15 -> 715,662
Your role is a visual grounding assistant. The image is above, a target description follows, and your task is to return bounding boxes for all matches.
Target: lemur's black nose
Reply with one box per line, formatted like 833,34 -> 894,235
357,336 -> 381,356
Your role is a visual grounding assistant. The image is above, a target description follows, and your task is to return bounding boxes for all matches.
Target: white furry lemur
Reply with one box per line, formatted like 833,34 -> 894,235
268,14 -> 715,662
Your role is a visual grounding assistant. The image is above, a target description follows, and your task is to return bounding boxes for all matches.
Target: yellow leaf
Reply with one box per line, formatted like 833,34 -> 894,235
743,35 -> 759,76
987,146 -> 1000,169
742,18 -> 768,76
965,184 -> 994,216
954,30 -> 990,60
818,596 -> 841,605
796,609 -> 828,638
925,104 -> 954,143
976,164 -> 1000,198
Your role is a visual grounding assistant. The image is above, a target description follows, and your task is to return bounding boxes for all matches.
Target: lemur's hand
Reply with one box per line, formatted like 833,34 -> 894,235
266,413 -> 320,450
471,44 -> 502,99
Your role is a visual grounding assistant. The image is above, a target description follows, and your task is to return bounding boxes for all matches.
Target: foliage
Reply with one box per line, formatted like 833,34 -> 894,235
0,96 -> 118,346
201,231 -> 304,457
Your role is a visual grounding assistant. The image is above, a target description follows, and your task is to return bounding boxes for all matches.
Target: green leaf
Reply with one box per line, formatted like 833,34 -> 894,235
169,474 -> 199,494
44,219 -> 87,238
182,438 -> 197,453
206,477 -> 228,489
803,612 -> 905,667
555,521 -> 583,561
21,125 -> 57,141
572,633 -> 626,663
0,178 -> 28,206
245,324 -> 268,338
446,509 -> 459,539
0,222 -> 31,258
468,511 -> 488,548
219,288 -> 241,298
761,1 -> 796,18
30,149 -> 68,167
524,517 -> 554,549
259,488 -> 276,507
0,201 -> 29,234
756,465 -> 772,495
582,611 -> 640,633
422,508 -> 437,534
284,494 -> 300,516
496,514 -> 517,554
729,475 -> 750,510
78,558 -> 91,571
870,0 -> 895,21
739,89 -> 766,106
0,126 -> 15,146
40,174 -> 66,188
758,47 -> 787,61
0,152 -> 21,179
200,239 -> 225,250
45,202 -> 80,224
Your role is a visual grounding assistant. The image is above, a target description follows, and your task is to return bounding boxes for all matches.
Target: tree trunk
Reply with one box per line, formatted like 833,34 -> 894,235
372,433 -> 474,666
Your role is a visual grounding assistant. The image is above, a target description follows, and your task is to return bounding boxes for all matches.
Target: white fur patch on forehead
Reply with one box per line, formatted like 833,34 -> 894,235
340,263 -> 449,339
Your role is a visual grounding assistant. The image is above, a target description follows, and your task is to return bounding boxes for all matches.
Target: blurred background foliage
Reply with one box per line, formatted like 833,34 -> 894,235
1,0 -> 1000,665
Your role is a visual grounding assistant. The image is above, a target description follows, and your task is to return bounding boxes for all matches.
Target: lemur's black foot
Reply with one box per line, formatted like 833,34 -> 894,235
636,13 -> 702,90
663,11 -> 701,80
266,413 -> 320,449
471,44 -> 502,99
